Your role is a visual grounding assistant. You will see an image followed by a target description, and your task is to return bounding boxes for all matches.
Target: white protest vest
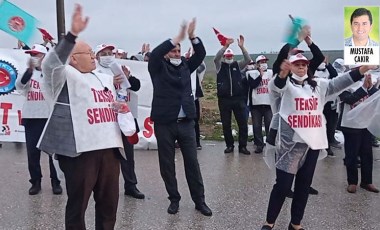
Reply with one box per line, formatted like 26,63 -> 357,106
278,79 -> 328,150
16,70 -> 50,118
247,69 -> 272,105
340,80 -> 368,128
95,65 -> 139,118
190,71 -> 197,100
314,69 -> 329,79
65,66 -> 123,153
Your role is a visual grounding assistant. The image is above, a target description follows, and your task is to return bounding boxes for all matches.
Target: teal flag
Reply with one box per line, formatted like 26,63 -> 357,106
283,17 -> 308,47
0,0 -> 38,45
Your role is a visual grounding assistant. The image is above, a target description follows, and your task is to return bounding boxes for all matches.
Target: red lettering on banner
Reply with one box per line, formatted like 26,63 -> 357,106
143,117 -> 154,138
287,113 -> 322,128
27,91 -> 45,101
259,79 -> 270,86
294,97 -> 318,111
1,103 -> 12,124
114,83 -> 121,90
257,87 -> 269,94
91,88 -> 114,103
87,107 -> 117,124
29,79 -> 40,89
18,110 -> 22,125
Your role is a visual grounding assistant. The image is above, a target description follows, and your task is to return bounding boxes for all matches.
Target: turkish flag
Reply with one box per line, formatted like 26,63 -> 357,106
212,27 -> 227,46
38,28 -> 54,41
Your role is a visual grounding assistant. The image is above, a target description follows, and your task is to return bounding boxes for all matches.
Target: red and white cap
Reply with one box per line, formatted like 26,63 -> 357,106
95,44 -> 115,55
255,55 -> 268,63
223,48 -> 234,57
289,53 -> 309,64
25,44 -> 48,55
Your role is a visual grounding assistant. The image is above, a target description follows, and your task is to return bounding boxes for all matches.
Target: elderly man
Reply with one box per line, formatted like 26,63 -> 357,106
214,36 -> 251,155
148,19 -> 212,216
38,5 -> 124,229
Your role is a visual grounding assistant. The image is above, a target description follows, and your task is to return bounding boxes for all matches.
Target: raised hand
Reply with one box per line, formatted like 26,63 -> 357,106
121,65 -> 131,79
279,60 -> 291,78
237,35 -> 244,48
70,4 -> 89,36
188,18 -> 196,39
173,20 -> 187,45
363,74 -> 372,89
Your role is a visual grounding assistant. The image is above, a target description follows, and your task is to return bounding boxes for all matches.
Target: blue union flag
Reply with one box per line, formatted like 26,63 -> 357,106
0,0 -> 38,45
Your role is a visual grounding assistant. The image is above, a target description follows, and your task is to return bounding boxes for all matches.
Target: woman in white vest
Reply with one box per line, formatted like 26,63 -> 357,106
260,53 -> 375,230
246,55 -> 273,154
337,69 -> 379,194
15,44 -> 62,196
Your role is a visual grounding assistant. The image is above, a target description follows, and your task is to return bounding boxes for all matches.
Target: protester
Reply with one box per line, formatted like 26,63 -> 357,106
260,54 -> 374,230
38,4 -> 124,229
15,44 -> 62,195
337,69 -> 379,194
246,55 -> 273,154
95,43 -> 145,199
148,18 -> 212,216
314,56 -> 340,156
214,35 -> 251,155
269,26 -> 324,197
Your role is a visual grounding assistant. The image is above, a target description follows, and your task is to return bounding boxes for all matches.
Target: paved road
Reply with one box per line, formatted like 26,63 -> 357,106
0,141 -> 379,230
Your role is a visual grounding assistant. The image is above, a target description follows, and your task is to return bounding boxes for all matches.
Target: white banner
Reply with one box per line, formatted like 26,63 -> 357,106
0,48 -> 157,149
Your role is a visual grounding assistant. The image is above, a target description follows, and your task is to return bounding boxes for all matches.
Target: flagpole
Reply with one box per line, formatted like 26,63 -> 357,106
56,0 -> 65,42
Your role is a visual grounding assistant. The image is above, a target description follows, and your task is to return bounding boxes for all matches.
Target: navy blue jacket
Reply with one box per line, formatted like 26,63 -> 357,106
148,38 -> 206,124
216,61 -> 244,98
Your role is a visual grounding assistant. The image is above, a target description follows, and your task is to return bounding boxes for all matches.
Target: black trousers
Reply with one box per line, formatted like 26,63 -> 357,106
218,97 -> 248,148
24,118 -> 59,184
343,129 -> 373,185
251,105 -> 272,147
120,134 -> 138,191
323,102 -> 338,144
194,99 -> 201,146
58,149 -> 120,230
266,149 -> 319,225
154,119 -> 205,204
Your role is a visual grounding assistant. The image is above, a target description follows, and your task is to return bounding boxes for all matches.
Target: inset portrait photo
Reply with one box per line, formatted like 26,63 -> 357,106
344,6 -> 379,47
344,6 -> 380,65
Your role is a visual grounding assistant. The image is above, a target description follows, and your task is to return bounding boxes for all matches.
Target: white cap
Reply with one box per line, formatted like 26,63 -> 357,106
223,48 -> 234,57
334,58 -> 344,66
94,44 -> 115,56
255,55 -> 268,63
289,53 -> 309,64
114,48 -> 125,54
25,44 -> 48,54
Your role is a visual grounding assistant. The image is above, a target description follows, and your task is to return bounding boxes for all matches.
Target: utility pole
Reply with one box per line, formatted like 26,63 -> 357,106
56,0 -> 65,41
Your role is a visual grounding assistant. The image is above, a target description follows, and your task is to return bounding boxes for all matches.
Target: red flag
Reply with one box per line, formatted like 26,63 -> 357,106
212,27 -> 227,46
127,132 -> 139,145
38,28 -> 53,40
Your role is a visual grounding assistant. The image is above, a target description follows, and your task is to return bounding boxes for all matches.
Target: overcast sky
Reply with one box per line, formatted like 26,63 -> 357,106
1,0 -> 379,55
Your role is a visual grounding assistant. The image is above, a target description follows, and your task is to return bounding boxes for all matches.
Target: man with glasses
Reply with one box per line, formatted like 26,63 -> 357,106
38,4 -> 124,229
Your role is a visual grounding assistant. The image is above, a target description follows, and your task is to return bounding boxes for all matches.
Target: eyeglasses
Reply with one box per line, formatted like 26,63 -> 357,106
72,51 -> 95,57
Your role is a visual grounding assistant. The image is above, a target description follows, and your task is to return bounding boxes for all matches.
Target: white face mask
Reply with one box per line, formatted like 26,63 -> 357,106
246,64 -> 255,70
291,73 -> 308,82
259,63 -> 268,71
99,55 -> 115,67
30,56 -> 41,67
317,63 -> 326,70
224,59 -> 234,64
169,58 -> 182,66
